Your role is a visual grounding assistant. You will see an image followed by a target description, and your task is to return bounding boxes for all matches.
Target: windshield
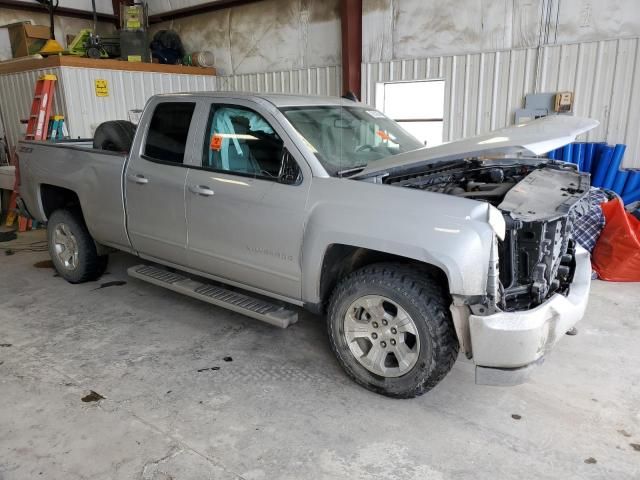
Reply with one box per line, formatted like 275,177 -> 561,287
281,106 -> 424,175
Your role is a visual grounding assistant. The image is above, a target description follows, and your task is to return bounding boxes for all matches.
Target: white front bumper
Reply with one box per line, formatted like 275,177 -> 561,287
470,245 -> 591,371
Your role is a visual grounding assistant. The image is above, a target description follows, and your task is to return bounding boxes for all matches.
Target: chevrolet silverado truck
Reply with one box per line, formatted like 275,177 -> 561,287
17,93 -> 596,398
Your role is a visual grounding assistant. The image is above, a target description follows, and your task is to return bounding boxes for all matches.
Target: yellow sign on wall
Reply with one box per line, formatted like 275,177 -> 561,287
95,79 -> 108,97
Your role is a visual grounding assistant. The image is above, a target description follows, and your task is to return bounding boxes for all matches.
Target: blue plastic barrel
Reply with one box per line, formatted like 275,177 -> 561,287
592,145 -> 614,188
562,144 -> 573,163
548,148 -> 558,160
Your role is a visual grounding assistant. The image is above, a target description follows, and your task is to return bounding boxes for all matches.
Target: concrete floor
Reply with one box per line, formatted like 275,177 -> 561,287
1,230 -> 639,480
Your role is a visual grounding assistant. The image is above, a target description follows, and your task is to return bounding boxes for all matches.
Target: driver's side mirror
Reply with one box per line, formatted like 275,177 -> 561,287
278,149 -> 302,185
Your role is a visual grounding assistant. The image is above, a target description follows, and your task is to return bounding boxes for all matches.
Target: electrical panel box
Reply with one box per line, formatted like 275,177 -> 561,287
555,91 -> 573,112
515,91 -> 574,123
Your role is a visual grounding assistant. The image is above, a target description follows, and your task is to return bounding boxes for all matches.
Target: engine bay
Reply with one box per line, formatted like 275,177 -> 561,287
384,158 -> 591,311
386,159 -> 541,205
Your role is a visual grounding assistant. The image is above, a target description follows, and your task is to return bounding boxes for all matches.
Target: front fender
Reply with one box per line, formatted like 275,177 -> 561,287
301,178 -> 495,304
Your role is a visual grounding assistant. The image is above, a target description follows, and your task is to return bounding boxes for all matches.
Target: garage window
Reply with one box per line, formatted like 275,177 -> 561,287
144,102 -> 196,164
376,80 -> 445,147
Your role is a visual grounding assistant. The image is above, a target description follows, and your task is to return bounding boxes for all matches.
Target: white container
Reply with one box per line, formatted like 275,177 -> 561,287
0,165 -> 15,191
0,61 -> 217,150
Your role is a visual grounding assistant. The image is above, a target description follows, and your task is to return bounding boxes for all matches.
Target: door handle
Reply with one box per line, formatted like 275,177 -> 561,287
189,185 -> 215,197
127,173 -> 148,185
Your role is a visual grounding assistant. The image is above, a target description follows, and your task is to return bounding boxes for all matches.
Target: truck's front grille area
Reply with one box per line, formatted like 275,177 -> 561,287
499,215 -> 577,311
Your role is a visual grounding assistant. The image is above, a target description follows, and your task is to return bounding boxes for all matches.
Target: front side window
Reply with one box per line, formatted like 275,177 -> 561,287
144,102 -> 196,164
202,105 -> 285,179
281,106 -> 423,176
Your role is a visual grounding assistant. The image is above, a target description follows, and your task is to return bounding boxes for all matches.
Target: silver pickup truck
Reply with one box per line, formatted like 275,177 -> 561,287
17,93 -> 596,398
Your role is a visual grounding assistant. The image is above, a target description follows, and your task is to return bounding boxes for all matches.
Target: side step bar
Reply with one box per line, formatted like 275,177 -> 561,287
127,264 -> 298,328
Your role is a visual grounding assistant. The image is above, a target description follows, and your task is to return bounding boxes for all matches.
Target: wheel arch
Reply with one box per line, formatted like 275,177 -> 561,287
40,185 -> 111,255
40,184 -> 82,220
314,244 -> 450,314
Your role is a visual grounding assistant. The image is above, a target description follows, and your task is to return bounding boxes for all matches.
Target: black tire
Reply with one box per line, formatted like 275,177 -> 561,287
327,263 -> 459,398
47,209 -> 109,284
93,120 -> 136,152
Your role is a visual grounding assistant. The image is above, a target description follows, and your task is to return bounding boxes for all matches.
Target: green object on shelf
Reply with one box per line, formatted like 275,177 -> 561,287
67,29 -> 108,58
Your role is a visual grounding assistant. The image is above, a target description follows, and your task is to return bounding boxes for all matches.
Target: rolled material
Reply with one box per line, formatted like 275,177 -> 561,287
562,144 -> 573,163
592,142 -> 608,174
584,143 -> 596,173
602,144 -> 626,190
622,171 -> 640,196
574,143 -> 585,171
592,145 -> 614,188
622,189 -> 640,205
612,170 -> 630,195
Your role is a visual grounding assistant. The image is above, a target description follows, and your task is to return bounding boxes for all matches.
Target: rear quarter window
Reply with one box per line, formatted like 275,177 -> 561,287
144,102 -> 196,164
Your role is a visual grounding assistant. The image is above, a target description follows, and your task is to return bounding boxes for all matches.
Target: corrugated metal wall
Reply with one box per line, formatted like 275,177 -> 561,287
217,66 -> 342,97
0,67 -> 68,150
0,67 -> 217,149
0,65 -> 339,149
59,67 -> 216,138
362,37 -> 640,168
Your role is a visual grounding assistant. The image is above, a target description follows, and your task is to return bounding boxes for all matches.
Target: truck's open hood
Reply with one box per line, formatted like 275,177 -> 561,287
354,115 -> 599,178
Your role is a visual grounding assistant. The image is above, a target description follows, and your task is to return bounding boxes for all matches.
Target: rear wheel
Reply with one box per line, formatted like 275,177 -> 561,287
47,209 -> 108,283
327,263 -> 459,398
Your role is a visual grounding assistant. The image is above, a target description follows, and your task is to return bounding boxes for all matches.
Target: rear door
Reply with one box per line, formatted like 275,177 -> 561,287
185,100 -> 311,300
125,100 -> 197,266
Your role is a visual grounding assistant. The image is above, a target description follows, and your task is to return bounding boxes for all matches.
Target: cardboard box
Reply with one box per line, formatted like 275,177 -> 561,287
7,23 -> 51,58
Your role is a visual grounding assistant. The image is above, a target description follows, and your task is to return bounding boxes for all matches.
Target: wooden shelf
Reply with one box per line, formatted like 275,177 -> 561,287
0,55 -> 216,76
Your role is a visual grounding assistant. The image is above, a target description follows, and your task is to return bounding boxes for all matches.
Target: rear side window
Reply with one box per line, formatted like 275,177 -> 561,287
144,102 -> 195,164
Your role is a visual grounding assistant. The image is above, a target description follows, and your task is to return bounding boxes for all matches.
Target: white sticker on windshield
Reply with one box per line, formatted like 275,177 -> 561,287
366,110 -> 385,119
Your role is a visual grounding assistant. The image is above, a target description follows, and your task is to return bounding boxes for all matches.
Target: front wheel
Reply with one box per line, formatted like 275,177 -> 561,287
47,209 -> 108,284
327,263 -> 459,398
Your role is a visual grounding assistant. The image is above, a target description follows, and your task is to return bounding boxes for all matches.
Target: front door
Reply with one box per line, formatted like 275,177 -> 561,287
125,101 -> 197,266
185,102 -> 310,300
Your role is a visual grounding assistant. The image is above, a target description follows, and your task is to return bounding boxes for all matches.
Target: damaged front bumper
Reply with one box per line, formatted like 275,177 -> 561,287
470,244 -> 591,386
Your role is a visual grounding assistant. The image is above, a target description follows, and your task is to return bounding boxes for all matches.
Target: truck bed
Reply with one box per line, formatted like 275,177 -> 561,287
18,140 -> 131,252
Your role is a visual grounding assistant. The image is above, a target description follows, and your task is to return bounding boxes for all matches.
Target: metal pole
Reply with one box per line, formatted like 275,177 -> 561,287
92,0 -> 97,32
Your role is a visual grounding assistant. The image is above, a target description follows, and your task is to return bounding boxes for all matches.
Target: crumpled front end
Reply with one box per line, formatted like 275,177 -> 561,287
380,154 -> 594,385
467,165 -> 592,385
471,244 -> 591,385
495,166 -> 590,311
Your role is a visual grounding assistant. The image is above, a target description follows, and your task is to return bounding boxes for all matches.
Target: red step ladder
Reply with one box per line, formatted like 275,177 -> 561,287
4,74 -> 57,228
25,74 -> 57,141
